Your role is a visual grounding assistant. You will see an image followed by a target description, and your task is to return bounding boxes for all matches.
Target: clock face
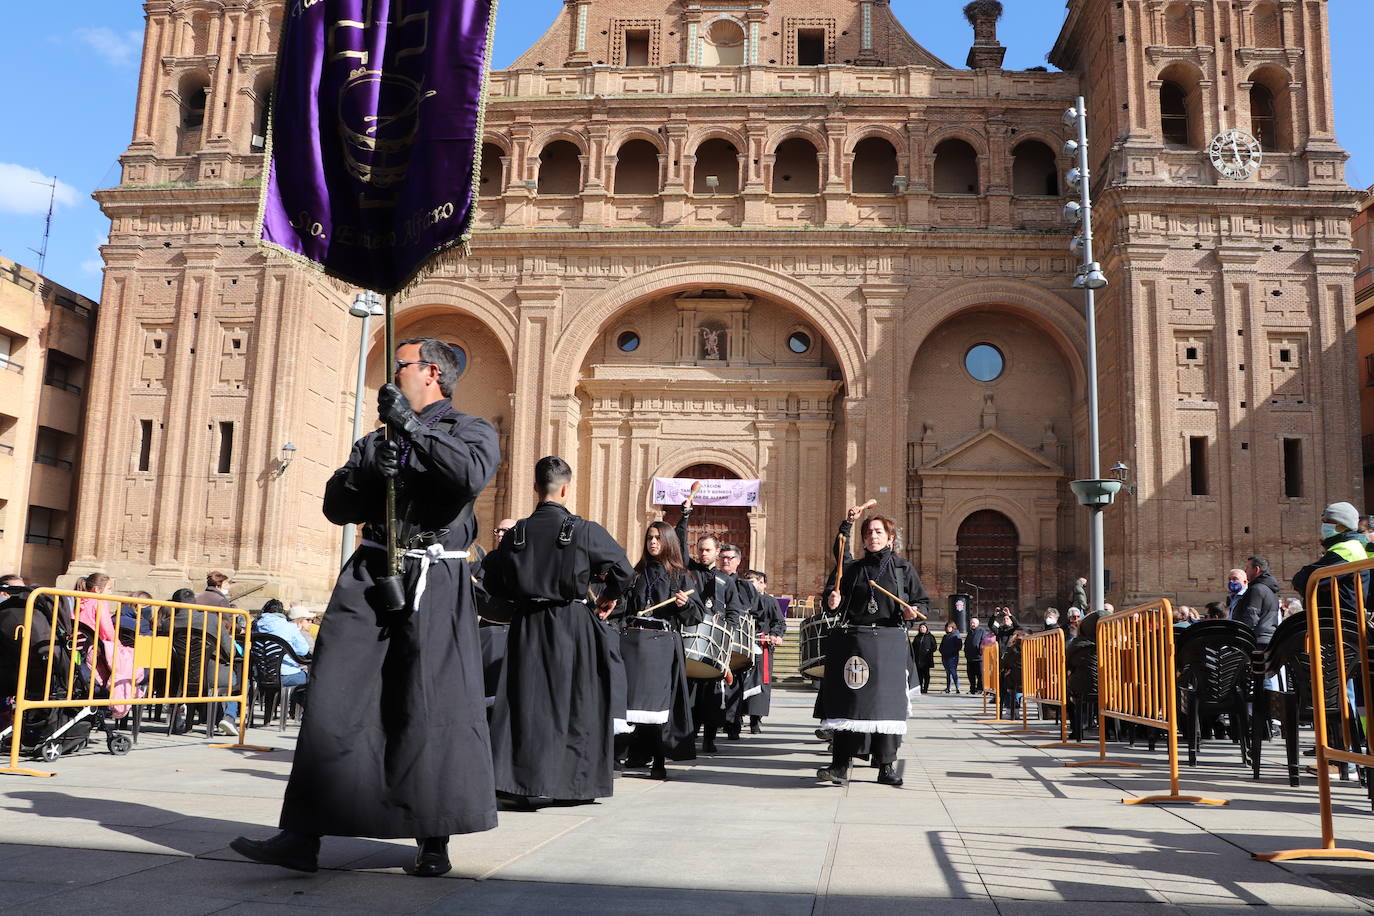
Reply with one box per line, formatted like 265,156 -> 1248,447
1208,129 -> 1262,180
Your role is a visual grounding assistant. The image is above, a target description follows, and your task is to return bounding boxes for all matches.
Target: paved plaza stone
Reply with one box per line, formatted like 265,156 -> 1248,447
4,689 -> 1374,913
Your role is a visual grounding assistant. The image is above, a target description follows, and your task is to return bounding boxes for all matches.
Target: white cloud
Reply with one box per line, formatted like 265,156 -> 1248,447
0,163 -> 80,215
73,27 -> 143,68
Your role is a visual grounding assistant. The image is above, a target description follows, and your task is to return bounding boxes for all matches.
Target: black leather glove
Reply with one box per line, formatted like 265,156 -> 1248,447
377,384 -> 422,438
374,438 -> 402,478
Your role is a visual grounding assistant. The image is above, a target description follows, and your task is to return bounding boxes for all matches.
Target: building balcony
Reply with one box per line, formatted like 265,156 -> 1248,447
0,361 -> 23,410
608,195 -> 661,226
37,384 -> 82,435
29,460 -> 73,511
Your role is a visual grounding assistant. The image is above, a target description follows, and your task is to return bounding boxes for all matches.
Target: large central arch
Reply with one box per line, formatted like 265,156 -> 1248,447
548,260 -> 865,397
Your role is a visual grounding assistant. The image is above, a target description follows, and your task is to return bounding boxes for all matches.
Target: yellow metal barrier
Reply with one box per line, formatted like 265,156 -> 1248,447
978,641 -> 1014,723
1065,598 -> 1226,806
1257,555 -> 1374,862
3,588 -> 270,778
1017,628 -> 1093,749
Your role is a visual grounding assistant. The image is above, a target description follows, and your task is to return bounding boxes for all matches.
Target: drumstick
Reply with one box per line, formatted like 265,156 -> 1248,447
685,479 -> 702,509
858,498 -> 877,513
639,588 -> 696,616
870,582 -> 927,619
835,534 -> 846,593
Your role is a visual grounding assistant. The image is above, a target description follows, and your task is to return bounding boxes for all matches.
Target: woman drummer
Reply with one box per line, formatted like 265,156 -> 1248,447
619,522 -> 702,780
817,508 -> 930,787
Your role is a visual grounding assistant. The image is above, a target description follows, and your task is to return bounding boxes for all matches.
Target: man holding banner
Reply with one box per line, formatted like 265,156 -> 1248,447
230,0 -> 501,879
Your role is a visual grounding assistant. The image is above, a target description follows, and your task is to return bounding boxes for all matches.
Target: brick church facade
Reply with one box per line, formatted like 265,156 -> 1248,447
69,0 -> 1360,612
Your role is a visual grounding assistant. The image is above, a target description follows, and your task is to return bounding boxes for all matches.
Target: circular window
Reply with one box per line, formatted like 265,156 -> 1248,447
707,19 -> 745,46
787,331 -> 812,354
964,344 -> 1004,382
448,344 -> 468,378
616,330 -> 640,352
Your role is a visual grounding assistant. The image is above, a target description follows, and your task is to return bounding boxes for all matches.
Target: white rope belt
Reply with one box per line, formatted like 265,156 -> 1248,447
361,539 -> 470,610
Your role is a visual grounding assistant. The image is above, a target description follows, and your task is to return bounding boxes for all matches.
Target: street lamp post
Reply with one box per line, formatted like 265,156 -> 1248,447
341,291 -> 384,567
1062,97 -> 1119,615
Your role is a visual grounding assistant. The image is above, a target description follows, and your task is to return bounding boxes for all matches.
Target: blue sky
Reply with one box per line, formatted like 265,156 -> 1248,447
0,1 -> 1368,300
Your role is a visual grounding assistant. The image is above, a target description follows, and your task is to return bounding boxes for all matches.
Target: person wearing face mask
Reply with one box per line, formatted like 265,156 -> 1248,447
1225,568 -> 1248,618
1360,516 -> 1374,558
815,512 -> 930,788
1293,502 -> 1371,615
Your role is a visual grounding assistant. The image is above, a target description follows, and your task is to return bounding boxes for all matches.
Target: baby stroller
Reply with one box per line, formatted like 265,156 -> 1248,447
0,589 -> 133,762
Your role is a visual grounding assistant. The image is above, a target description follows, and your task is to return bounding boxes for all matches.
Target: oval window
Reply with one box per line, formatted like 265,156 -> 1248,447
448,344 -> 468,378
616,330 -> 640,352
964,343 -> 1004,382
787,331 -> 812,354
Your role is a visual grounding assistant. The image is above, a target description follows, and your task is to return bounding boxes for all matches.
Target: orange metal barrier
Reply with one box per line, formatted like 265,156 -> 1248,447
1258,556 -> 1374,862
979,642 -> 1014,723
2,588 -> 269,778
1065,598 -> 1226,806
1016,628 -> 1093,748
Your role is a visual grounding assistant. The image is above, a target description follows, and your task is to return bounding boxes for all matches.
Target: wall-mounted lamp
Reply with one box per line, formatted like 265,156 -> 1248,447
275,442 -> 297,477
523,179 -> 538,193
1110,460 -> 1137,495
892,174 -> 909,194
704,175 -> 719,195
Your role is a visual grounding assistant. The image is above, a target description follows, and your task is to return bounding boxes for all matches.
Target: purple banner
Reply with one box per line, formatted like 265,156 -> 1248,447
260,0 -> 497,294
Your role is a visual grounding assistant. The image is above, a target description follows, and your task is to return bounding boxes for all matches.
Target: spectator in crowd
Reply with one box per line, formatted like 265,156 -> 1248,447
167,585 -> 241,735
255,600 -> 312,721
1070,577 -> 1088,612
999,629 -> 1027,719
1042,608 -> 1061,631
1233,555 -> 1281,644
964,616 -> 989,694
289,602 -> 320,643
1294,502 -> 1369,615
1360,515 -> 1374,558
1172,606 -> 1191,629
910,622 -> 937,694
1225,568 -> 1248,617
0,574 -> 24,601
492,518 -> 516,550
990,608 -> 1016,648
119,591 -> 156,640
196,572 -> 232,608
1204,602 -> 1227,620
1281,596 -> 1303,618
1064,608 -> 1084,640
939,621 -> 962,694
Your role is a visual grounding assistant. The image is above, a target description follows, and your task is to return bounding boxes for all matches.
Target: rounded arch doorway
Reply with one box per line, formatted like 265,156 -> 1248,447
955,510 -> 1019,617
661,463 -> 753,566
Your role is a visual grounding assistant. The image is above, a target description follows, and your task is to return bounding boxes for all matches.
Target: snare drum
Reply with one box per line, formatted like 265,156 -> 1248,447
800,613 -> 841,679
681,613 -> 731,679
624,615 -> 670,632
729,615 -> 757,672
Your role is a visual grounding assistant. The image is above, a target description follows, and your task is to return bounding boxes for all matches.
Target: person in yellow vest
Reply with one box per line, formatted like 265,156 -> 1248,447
1292,502 -> 1370,615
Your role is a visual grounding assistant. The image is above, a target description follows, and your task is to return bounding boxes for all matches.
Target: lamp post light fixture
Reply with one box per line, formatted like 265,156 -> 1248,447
275,442 -> 297,477
1063,95 -> 1114,616
704,175 -> 719,195
341,290 -> 384,566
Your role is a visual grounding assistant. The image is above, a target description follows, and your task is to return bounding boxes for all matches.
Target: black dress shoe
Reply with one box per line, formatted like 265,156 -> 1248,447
621,755 -> 651,768
649,763 -> 668,780
877,764 -> 904,787
816,765 -> 848,786
230,831 -> 320,873
414,837 -> 451,877
725,727 -> 740,740
749,718 -> 762,735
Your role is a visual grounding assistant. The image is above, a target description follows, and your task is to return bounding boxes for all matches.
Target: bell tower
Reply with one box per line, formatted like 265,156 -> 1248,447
1051,0 -> 1361,603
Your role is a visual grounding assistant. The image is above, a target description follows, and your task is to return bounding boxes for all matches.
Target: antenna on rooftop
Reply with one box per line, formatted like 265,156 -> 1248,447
29,176 -> 57,276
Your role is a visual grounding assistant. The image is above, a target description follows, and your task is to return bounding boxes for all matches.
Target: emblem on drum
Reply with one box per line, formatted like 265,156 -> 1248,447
843,656 -> 870,689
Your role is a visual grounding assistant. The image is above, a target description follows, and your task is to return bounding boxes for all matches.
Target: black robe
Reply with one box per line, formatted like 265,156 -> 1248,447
744,590 -> 786,717
619,562 -> 699,760
484,501 -> 633,800
280,401 -> 500,839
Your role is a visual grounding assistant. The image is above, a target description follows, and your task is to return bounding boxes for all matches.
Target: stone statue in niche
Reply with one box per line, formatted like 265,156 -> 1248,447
700,326 -> 723,360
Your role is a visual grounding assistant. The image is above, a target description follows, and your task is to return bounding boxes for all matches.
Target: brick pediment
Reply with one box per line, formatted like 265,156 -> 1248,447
920,429 -> 1062,476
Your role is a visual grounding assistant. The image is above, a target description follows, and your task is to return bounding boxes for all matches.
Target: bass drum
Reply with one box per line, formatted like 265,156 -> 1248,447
800,613 -> 841,679
729,615 -> 757,672
681,613 -> 731,679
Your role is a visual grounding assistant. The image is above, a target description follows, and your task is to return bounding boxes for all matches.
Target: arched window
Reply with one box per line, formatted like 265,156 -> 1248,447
251,71 -> 273,151
933,138 -> 980,194
851,137 -> 899,193
537,140 -> 582,194
1249,67 -> 1292,151
702,19 -> 745,67
1253,2 -> 1281,48
177,73 -> 209,155
772,138 -> 820,193
478,143 -> 505,197
613,139 -> 661,194
693,139 -> 740,194
1164,2 -> 1194,46
1011,140 -> 1058,196
1250,84 -> 1277,152
1160,81 -> 1191,147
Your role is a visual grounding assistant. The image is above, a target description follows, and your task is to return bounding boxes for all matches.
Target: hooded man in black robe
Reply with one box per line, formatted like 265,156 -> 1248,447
484,456 -> 634,803
231,337 -> 500,878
